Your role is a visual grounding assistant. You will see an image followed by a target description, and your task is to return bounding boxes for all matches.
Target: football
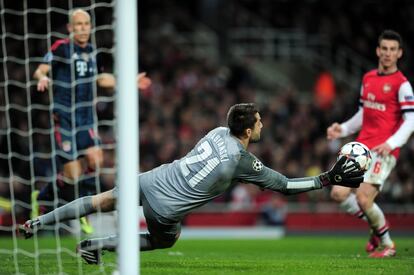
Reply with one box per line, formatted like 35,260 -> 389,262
338,142 -> 372,172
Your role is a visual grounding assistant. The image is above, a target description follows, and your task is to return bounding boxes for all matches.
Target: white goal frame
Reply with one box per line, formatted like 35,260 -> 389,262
115,0 -> 139,274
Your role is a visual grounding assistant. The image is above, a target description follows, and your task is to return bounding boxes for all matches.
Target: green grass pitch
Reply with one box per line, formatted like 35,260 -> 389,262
0,236 -> 413,274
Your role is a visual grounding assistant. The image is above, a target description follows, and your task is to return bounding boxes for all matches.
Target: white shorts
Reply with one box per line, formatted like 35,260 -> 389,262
364,151 -> 396,189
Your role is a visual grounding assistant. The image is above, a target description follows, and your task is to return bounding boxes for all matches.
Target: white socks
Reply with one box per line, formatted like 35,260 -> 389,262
340,193 -> 393,247
340,193 -> 367,221
364,204 -> 393,247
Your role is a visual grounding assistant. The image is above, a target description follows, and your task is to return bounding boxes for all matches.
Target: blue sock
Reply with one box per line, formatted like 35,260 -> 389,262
37,182 -> 54,201
80,174 -> 99,197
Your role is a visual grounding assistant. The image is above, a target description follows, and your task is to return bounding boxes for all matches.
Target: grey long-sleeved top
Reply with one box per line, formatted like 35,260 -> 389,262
139,127 -> 323,221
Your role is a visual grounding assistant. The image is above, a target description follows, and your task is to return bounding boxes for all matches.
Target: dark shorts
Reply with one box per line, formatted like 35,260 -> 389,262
112,187 -> 181,242
53,113 -> 101,164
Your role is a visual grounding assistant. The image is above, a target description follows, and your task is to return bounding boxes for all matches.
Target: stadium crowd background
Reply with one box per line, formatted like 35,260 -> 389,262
1,0 -> 414,221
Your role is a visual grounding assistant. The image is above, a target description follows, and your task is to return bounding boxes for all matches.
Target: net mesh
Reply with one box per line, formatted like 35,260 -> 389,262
0,0 -> 117,273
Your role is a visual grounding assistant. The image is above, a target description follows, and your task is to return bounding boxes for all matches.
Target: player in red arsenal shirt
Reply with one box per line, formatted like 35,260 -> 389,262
327,30 -> 414,258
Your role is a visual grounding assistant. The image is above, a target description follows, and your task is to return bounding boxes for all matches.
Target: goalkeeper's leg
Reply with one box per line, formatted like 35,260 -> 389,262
77,227 -> 180,265
32,171 -> 71,219
77,191 -> 181,264
139,188 -> 181,251
19,189 -> 116,238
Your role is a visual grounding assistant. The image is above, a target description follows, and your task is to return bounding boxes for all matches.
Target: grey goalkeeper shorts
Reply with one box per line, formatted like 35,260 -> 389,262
111,187 -> 181,242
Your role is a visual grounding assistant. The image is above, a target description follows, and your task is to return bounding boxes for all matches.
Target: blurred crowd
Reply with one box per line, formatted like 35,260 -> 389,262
137,38 -> 414,207
228,0 -> 414,79
1,0 -> 414,218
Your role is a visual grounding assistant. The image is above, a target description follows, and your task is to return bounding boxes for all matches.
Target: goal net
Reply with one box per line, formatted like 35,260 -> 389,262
0,0 -> 119,273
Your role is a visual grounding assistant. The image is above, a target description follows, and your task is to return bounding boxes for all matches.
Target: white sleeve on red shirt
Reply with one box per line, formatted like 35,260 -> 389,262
340,108 -> 363,137
340,85 -> 363,137
386,81 -> 414,149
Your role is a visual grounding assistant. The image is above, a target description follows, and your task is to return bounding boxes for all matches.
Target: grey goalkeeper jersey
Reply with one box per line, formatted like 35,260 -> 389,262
140,127 -> 323,221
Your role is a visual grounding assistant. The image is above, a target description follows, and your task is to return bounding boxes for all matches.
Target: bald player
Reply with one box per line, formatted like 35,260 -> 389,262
32,9 -> 150,232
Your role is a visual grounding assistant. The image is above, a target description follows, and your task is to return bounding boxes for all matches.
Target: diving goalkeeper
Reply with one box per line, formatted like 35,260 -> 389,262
20,103 -> 364,264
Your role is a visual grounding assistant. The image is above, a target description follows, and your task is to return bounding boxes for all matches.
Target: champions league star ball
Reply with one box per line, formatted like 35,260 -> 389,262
338,142 -> 372,172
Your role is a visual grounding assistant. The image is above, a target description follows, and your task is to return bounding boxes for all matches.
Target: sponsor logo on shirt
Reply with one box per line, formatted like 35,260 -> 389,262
76,60 -> 88,77
363,100 -> 386,111
252,159 -> 263,172
404,95 -> 414,101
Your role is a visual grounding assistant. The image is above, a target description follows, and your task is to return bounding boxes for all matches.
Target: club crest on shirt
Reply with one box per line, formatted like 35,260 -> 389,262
81,53 -> 89,62
62,141 -> 71,152
383,83 -> 392,93
252,159 -> 263,171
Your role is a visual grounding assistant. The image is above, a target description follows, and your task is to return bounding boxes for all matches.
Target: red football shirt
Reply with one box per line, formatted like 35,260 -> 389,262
356,69 -> 414,158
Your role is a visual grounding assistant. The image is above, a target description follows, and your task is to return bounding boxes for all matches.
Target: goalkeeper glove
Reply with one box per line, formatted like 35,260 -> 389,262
319,156 -> 364,188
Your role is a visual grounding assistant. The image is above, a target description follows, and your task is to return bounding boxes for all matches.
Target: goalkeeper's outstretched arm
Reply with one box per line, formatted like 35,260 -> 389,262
283,156 -> 364,194
237,153 -> 364,195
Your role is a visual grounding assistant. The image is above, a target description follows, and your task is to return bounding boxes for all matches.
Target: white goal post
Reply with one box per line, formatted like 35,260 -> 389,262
115,0 -> 139,274
0,0 -> 140,273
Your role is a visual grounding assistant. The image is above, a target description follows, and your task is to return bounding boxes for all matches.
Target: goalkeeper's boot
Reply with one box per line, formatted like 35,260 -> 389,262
18,219 -> 41,239
76,239 -> 101,265
30,190 -> 40,219
80,216 -> 94,235
369,242 -> 396,258
365,232 -> 380,253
